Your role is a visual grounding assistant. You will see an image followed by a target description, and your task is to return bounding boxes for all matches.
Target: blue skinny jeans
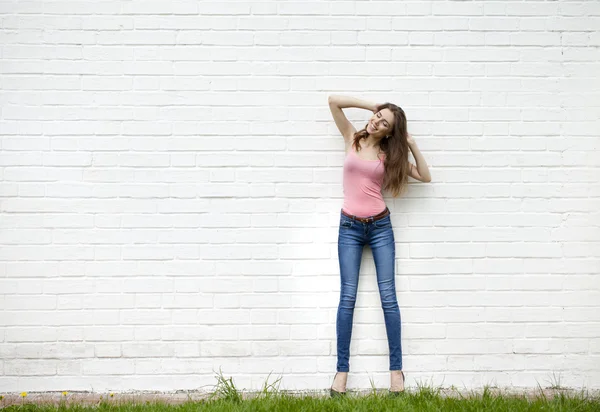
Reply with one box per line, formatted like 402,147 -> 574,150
336,207 -> 403,372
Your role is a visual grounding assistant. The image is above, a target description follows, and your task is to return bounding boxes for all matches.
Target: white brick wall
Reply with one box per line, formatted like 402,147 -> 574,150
1,0 -> 599,393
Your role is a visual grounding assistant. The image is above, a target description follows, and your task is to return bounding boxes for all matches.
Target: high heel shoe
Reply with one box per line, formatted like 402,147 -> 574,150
389,370 -> 405,396
329,372 -> 347,397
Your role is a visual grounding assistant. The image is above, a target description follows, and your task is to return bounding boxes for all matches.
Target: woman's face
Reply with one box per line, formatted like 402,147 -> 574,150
367,108 -> 394,137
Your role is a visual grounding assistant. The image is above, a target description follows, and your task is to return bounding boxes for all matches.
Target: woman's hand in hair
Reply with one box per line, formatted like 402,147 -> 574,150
407,132 -> 415,146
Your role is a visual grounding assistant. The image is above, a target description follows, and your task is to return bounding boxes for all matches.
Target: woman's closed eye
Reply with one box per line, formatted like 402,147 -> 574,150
378,113 -> 389,128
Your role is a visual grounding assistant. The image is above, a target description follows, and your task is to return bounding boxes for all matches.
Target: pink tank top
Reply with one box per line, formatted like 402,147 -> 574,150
342,147 -> 387,217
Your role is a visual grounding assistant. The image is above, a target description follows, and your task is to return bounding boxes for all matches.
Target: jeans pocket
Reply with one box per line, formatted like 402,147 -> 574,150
374,216 -> 391,228
340,217 -> 353,228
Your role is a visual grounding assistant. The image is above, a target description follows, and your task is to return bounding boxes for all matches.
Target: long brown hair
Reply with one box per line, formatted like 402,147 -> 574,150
350,102 -> 410,197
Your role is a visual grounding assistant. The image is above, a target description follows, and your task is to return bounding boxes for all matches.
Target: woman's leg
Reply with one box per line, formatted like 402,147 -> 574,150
369,218 -> 403,372
336,213 -> 364,372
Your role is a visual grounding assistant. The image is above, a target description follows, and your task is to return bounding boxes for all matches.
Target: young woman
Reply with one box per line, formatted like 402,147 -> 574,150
327,94 -> 431,396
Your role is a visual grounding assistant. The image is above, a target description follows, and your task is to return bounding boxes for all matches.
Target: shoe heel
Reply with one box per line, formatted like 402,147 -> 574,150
330,388 -> 346,398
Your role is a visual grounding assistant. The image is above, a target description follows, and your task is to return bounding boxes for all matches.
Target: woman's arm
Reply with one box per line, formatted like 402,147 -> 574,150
407,134 -> 432,183
329,94 -> 378,112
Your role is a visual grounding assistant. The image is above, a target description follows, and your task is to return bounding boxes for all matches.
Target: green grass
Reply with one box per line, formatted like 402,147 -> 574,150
3,368 -> 599,411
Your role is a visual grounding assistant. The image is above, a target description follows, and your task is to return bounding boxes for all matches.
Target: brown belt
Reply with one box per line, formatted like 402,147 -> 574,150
341,206 -> 390,223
